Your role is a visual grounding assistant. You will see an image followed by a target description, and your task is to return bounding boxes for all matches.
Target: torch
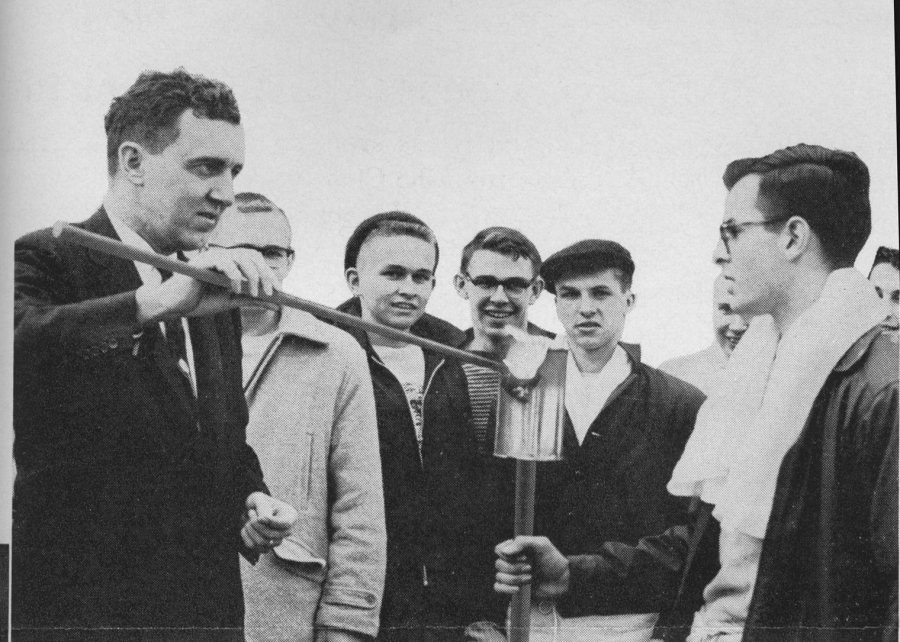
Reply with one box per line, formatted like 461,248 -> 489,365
495,329 -> 567,642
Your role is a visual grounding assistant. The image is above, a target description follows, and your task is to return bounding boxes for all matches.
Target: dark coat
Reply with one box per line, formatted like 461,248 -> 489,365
334,298 -> 487,640
538,344 -> 705,616
565,327 -> 899,641
12,209 -> 267,640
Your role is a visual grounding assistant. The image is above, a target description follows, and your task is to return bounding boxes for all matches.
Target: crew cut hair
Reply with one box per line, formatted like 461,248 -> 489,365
104,68 -> 241,175
234,192 -> 284,216
459,227 -> 542,276
344,211 -> 439,271
723,143 -> 871,267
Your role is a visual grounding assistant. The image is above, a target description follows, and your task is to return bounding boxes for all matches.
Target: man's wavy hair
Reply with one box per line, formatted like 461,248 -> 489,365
871,246 -> 899,274
104,68 -> 240,175
723,143 -> 871,267
459,227 -> 542,276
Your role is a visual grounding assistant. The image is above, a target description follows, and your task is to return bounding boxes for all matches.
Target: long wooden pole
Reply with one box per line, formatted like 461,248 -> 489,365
509,460 -> 537,642
53,222 -> 503,372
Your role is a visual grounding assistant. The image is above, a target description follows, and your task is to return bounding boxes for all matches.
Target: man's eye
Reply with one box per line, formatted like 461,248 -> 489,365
412,274 -> 431,284
192,162 -> 222,177
383,270 -> 404,279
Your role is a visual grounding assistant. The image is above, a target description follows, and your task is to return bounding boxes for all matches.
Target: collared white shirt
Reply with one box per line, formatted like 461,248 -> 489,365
564,343 -> 631,445
108,213 -> 197,396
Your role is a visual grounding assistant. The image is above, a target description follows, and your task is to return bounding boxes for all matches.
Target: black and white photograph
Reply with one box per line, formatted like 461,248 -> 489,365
1,2 -> 897,640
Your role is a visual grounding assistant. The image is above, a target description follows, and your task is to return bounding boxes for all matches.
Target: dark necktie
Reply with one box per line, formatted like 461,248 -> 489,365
159,264 -> 193,391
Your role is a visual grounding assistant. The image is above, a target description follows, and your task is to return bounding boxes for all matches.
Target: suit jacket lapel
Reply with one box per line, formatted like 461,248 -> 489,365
81,207 -> 198,418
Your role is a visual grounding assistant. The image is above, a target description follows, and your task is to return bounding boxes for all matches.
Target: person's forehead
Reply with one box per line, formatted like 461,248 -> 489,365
467,249 -> 535,277
168,110 -> 245,162
357,233 -> 436,269
214,209 -> 290,246
723,173 -> 764,221
555,268 -> 622,290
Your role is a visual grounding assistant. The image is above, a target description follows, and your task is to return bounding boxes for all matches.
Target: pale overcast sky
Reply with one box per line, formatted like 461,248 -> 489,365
1,0 -> 896,540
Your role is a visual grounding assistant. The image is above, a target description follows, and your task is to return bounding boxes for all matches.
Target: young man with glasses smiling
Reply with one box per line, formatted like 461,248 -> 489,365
449,227 -> 555,638
453,227 -> 554,454
210,193 -> 387,642
494,144 -> 897,641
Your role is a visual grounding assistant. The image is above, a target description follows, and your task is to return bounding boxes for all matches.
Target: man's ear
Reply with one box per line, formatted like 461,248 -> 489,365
453,274 -> 468,299
625,291 -> 636,313
783,216 -> 811,262
118,142 -> 146,186
528,276 -> 545,305
345,267 -> 360,295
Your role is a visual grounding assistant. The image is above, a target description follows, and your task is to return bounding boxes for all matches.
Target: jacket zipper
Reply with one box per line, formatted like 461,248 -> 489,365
371,351 -> 445,587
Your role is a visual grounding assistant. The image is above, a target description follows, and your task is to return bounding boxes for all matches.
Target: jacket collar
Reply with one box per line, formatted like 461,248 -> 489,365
266,307 -> 329,346
833,325 -> 885,373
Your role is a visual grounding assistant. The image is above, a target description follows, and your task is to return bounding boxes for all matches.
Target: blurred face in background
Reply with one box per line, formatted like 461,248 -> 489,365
712,275 -> 748,355
869,261 -> 899,330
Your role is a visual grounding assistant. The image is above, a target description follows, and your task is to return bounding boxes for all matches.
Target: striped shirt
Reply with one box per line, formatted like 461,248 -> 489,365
462,359 -> 501,455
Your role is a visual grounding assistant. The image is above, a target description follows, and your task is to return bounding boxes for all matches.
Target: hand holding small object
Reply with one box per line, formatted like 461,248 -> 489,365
241,492 -> 298,553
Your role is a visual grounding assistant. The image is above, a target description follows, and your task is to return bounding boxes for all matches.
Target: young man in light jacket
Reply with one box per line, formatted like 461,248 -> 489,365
212,193 -> 386,642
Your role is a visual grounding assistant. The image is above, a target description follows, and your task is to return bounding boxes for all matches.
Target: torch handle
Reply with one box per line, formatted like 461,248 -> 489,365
509,459 -> 537,642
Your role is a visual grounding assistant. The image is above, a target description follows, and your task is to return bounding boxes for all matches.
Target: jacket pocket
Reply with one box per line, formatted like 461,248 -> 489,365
290,431 -> 315,508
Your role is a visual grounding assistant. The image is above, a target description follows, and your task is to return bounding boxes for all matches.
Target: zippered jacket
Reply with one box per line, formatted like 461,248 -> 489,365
335,298 -> 491,639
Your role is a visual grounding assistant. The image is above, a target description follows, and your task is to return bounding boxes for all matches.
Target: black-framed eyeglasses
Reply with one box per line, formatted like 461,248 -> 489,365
208,243 -> 295,262
718,217 -> 791,254
463,273 -> 535,295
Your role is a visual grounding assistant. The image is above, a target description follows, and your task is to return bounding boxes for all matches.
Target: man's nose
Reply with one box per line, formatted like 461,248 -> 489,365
578,298 -> 597,316
209,175 -> 236,208
397,276 -> 419,295
489,285 -> 511,303
712,237 -> 729,264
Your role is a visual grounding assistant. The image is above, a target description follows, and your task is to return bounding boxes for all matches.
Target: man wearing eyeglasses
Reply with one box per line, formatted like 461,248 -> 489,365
454,227 -> 553,454
210,193 -> 386,642
450,227 -> 554,638
495,145 -> 897,641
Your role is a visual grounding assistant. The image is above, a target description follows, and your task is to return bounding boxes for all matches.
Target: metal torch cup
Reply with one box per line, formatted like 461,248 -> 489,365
494,348 -> 567,642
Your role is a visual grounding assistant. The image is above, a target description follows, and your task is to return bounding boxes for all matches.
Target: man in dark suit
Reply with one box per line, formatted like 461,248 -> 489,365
13,68 -> 297,640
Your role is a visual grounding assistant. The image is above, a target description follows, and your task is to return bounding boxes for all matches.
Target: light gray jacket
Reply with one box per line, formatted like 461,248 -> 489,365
240,309 -> 386,641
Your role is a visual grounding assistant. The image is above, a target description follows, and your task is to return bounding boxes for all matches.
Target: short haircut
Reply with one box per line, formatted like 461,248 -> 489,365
723,143 -> 871,267
459,227 -> 542,275
871,246 -> 900,275
234,192 -> 285,216
344,211 -> 439,271
105,68 -> 241,175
